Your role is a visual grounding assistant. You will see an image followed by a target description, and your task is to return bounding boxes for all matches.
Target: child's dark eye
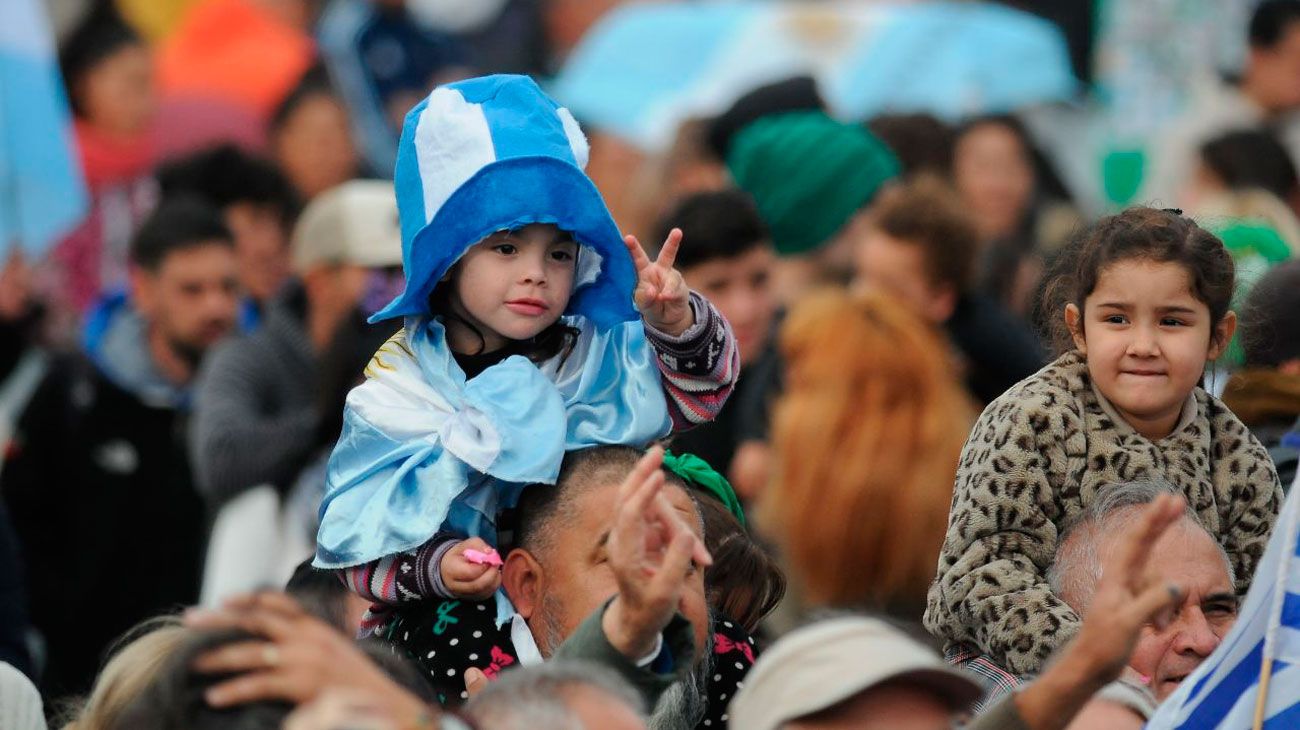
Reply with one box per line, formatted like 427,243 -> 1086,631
1160,318 -> 1186,327
493,243 -> 518,255
550,249 -> 575,262
1104,314 -> 1127,325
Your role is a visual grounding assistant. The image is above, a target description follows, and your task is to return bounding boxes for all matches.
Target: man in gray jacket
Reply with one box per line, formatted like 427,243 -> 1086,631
190,180 -> 404,507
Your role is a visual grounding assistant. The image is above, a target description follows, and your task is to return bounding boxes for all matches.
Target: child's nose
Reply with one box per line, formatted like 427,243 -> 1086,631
1129,328 -> 1160,356
519,258 -> 547,285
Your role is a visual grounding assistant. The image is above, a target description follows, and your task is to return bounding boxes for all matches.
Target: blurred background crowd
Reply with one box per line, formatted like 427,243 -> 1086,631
2,0 -> 1300,728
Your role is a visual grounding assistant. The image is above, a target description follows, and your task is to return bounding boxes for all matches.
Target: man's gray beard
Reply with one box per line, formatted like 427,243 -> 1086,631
649,628 -> 713,730
536,594 -> 714,729
536,594 -> 568,658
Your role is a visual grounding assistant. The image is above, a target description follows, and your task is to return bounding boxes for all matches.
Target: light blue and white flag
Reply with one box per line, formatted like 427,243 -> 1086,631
551,1 -> 1077,152
0,0 -> 87,255
1147,469 -> 1300,729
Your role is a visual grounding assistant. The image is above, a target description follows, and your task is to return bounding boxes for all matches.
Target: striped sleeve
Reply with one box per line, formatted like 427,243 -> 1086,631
643,291 -> 740,432
339,534 -> 458,605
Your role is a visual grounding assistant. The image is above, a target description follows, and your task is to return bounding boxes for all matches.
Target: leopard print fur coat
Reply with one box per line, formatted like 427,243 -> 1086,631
923,350 -> 1282,675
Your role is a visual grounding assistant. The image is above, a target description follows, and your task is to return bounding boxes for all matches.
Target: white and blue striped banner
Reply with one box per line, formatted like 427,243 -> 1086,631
0,0 -> 87,255
1148,470 -> 1300,729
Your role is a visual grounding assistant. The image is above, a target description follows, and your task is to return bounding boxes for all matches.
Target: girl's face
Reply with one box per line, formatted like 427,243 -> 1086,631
273,93 -> 359,200
447,224 -> 578,353
952,123 -> 1035,241
1066,259 -> 1235,441
78,43 -> 155,137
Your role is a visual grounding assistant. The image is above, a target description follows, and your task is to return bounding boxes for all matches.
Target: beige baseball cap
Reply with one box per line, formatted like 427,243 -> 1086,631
291,180 -> 403,273
728,616 -> 984,730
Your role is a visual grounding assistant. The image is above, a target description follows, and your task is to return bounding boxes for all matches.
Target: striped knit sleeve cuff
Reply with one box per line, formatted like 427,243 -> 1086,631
643,291 -> 727,376
425,535 -> 461,599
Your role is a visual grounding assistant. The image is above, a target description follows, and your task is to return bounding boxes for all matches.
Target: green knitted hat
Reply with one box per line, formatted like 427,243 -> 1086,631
726,111 -> 900,256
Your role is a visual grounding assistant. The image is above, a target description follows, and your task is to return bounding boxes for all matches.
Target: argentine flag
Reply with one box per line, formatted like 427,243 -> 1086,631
0,0 -> 88,255
1148,469 -> 1300,729
551,2 -> 1076,152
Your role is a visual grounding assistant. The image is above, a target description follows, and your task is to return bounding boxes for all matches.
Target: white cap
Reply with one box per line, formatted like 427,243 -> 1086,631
291,180 -> 403,273
729,616 -> 983,730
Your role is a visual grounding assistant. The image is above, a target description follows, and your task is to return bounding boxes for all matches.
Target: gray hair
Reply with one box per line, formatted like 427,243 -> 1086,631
464,660 -> 645,730
1047,480 -> 1235,612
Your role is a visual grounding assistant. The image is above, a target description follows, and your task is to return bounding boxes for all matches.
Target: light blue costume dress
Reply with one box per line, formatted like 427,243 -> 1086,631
314,75 -> 672,575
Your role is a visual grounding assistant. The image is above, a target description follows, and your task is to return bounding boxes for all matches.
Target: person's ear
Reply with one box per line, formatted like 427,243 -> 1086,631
501,550 -> 544,620
1065,303 -> 1087,354
129,265 -> 158,319
926,284 -> 958,324
1208,311 -> 1238,361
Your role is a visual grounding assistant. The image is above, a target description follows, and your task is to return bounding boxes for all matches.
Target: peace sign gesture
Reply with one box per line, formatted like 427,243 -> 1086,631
624,228 -> 693,336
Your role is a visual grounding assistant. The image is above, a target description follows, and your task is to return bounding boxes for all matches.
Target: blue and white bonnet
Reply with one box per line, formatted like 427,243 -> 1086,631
371,74 -> 638,327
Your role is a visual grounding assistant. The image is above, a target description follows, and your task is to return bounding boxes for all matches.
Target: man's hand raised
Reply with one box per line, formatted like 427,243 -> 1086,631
601,446 -> 712,660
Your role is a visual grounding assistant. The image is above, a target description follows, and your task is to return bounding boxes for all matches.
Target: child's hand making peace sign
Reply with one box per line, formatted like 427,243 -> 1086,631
623,228 -> 693,336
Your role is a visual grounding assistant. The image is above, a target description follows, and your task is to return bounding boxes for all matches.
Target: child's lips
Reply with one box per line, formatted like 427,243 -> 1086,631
1122,369 -> 1167,377
505,299 -> 548,316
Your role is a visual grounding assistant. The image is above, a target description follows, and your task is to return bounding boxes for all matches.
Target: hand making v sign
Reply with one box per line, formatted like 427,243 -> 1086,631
624,228 -> 693,337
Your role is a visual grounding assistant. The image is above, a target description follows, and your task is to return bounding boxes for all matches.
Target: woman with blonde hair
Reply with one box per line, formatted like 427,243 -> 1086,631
760,288 -> 974,619
60,616 -> 188,730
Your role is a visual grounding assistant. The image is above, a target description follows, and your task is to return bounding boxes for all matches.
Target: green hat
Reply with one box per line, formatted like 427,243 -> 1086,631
726,111 -> 899,256
662,450 -> 746,526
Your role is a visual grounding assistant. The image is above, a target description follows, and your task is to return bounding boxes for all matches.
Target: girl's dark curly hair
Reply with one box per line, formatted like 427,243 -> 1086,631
1038,207 -> 1236,354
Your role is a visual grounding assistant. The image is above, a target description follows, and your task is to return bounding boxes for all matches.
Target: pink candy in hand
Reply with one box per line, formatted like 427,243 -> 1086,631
464,548 -> 503,567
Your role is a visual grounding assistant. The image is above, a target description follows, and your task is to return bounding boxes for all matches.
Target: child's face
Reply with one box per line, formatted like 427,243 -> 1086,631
449,224 -> 578,352
681,244 -> 776,366
1066,259 -> 1234,440
853,229 -> 956,325
273,93 -> 358,199
78,43 -> 155,137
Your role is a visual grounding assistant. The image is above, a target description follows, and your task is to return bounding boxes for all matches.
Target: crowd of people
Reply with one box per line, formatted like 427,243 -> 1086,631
3,0 -> 1300,728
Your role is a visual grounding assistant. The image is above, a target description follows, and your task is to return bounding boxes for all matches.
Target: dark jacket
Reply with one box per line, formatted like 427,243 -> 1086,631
0,502 -> 32,678
945,293 -> 1047,404
668,340 -> 779,476
1,297 -> 207,697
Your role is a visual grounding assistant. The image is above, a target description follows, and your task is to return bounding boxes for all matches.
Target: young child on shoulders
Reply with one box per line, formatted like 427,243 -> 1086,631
924,207 -> 1283,675
312,75 -> 737,631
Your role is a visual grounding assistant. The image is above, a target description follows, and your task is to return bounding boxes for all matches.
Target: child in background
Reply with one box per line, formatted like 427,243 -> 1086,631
314,75 -> 737,631
53,6 -> 158,314
924,207 -> 1282,675
655,190 -> 777,488
60,8 -> 156,190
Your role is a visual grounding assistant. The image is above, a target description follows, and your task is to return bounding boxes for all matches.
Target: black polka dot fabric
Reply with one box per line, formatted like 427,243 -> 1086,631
698,615 -> 758,729
385,598 -> 514,707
